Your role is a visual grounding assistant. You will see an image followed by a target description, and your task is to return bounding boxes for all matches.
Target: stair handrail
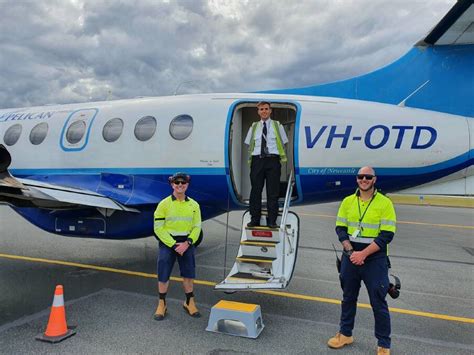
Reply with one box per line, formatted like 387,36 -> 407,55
279,170 -> 294,230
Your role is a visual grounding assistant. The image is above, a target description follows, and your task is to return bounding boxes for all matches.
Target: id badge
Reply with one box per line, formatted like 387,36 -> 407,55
351,229 -> 360,239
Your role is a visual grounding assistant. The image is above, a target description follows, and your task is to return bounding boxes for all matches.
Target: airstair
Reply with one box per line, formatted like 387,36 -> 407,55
215,172 -> 299,291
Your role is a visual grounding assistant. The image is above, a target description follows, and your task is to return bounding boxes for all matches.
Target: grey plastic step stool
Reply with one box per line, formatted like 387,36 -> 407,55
206,300 -> 264,338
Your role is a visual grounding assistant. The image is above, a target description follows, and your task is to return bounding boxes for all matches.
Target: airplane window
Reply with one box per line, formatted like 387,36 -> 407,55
134,116 -> 156,141
3,124 -> 22,146
29,122 -> 49,145
66,120 -> 86,144
103,118 -> 124,143
169,114 -> 193,140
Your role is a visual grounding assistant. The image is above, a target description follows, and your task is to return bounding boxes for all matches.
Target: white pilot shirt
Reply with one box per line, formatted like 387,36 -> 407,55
244,118 -> 289,155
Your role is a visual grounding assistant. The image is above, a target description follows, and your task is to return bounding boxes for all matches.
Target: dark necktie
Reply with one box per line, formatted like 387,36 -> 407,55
261,121 -> 267,155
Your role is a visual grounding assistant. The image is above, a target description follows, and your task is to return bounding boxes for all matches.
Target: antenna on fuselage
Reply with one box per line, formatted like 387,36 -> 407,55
398,80 -> 430,107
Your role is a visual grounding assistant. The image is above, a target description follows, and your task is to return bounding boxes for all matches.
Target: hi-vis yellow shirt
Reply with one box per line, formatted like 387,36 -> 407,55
154,195 -> 201,248
336,190 -> 396,244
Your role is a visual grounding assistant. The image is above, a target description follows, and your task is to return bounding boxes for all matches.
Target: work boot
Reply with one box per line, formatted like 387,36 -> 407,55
247,221 -> 260,228
183,297 -> 201,318
153,299 -> 167,321
377,346 -> 390,354
327,332 -> 354,349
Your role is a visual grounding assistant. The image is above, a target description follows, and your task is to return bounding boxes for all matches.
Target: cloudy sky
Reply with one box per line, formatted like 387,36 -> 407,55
0,0 -> 455,109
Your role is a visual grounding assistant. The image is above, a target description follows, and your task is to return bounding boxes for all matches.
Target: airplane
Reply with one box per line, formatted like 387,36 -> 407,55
0,0 -> 472,290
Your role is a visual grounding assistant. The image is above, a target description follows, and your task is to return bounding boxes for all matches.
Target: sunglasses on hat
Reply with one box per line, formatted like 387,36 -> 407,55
357,174 -> 375,180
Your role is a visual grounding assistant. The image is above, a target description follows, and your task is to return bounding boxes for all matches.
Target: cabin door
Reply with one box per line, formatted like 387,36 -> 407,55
228,102 -> 298,205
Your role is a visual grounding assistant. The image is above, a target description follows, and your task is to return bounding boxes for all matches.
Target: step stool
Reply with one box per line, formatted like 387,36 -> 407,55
206,300 -> 264,338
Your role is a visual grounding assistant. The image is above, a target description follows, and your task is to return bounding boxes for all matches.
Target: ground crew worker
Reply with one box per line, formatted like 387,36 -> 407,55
328,166 -> 396,355
153,172 -> 202,320
244,101 -> 288,228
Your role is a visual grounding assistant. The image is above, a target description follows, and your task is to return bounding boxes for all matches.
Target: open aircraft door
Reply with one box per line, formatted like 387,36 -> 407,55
226,101 -> 299,206
215,173 -> 300,290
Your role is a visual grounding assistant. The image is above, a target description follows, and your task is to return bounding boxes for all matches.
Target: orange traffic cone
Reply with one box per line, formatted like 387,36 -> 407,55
36,285 -> 76,343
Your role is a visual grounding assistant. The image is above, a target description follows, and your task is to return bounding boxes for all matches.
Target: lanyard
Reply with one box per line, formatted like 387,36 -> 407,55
357,191 -> 375,230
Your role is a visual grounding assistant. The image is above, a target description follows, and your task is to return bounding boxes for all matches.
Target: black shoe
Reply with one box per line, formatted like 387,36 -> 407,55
267,223 -> 279,229
247,221 -> 260,228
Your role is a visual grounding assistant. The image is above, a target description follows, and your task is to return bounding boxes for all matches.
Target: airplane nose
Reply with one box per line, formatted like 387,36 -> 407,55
0,144 -> 12,172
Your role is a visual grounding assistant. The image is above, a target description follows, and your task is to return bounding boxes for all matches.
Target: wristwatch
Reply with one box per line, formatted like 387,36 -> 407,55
343,249 -> 354,257
187,238 -> 193,246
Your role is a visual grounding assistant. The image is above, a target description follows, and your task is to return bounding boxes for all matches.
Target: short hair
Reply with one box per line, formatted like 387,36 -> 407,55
256,101 -> 271,108
357,166 -> 376,176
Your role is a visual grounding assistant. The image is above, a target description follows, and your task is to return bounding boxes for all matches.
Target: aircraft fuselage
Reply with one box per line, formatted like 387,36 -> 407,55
0,93 -> 471,238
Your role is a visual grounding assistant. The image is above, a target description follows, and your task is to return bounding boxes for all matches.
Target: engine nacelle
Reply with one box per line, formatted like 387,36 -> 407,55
0,145 -> 12,173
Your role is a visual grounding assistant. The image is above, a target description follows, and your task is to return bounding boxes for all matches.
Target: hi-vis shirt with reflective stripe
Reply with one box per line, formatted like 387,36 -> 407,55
247,120 -> 287,164
336,190 -> 396,244
154,195 -> 201,248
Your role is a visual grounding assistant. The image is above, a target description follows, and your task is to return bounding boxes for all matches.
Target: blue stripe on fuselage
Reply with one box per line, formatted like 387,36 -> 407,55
10,148 -> 473,209
298,150 -> 473,203
299,149 -> 473,176
10,167 -> 226,176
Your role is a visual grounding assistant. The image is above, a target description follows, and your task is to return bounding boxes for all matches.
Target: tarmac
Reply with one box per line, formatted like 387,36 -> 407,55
387,194 -> 474,208
0,201 -> 473,354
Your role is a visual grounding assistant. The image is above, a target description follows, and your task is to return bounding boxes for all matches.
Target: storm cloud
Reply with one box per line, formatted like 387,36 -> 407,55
0,0 -> 454,109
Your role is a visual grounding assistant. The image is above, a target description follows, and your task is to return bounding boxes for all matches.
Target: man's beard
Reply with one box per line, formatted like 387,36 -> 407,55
359,182 -> 375,192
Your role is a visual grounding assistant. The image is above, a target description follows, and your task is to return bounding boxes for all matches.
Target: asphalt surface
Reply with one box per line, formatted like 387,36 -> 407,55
0,203 -> 473,354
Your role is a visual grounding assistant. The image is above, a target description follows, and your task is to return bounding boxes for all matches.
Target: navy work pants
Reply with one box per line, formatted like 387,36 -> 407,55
339,255 -> 391,348
249,155 -> 281,225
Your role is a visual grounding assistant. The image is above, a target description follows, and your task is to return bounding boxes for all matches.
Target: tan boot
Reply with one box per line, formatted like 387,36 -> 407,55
327,332 -> 354,349
377,346 -> 390,354
183,297 -> 200,318
153,299 -> 167,321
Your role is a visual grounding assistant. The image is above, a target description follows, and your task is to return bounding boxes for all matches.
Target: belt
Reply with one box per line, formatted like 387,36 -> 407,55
253,154 -> 280,159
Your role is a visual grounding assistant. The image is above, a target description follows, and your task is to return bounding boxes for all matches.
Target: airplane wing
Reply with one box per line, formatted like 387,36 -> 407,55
0,143 -> 138,212
0,170 -> 138,212
417,0 -> 474,46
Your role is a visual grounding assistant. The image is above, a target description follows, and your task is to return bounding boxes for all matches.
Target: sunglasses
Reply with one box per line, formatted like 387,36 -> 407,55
173,180 -> 188,185
357,174 -> 375,180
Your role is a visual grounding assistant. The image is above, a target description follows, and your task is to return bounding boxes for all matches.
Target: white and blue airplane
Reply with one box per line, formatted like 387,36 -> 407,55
0,1 -> 472,288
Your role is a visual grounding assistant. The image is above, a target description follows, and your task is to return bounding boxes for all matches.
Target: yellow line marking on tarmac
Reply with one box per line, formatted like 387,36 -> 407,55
297,212 -> 474,230
1,252 -> 473,324
257,290 -> 474,323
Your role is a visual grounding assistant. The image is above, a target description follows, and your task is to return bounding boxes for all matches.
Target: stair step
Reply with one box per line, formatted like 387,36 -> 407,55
240,204 -> 284,213
240,241 -> 279,246
228,272 -> 272,282
245,226 -> 279,231
236,255 -> 276,263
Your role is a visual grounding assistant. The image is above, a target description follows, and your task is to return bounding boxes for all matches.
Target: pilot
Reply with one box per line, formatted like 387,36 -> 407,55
244,101 -> 288,228
328,167 -> 396,355
153,172 -> 202,320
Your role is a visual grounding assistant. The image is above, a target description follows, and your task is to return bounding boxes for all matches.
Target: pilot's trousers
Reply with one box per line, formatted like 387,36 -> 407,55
339,255 -> 391,348
249,155 -> 281,225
